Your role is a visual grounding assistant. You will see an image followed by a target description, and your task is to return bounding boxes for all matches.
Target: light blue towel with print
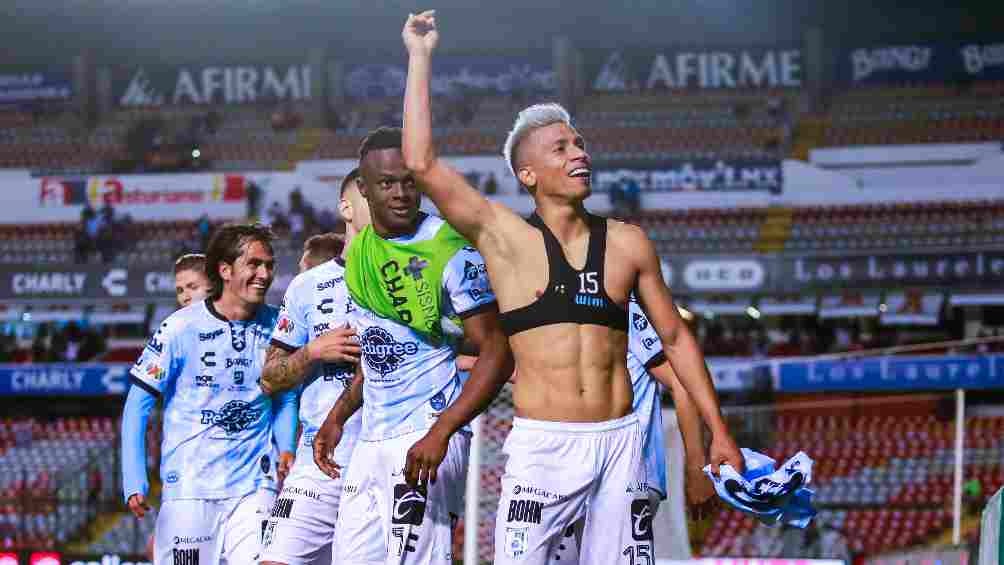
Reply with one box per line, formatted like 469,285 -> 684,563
704,448 -> 817,528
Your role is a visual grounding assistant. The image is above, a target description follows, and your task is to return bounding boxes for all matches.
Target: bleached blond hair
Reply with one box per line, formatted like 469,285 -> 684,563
502,102 -> 572,181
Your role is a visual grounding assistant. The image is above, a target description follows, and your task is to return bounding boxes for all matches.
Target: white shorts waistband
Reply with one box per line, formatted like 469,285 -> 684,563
511,412 -> 638,434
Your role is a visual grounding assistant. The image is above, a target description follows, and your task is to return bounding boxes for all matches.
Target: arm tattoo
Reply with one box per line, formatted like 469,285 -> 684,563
261,346 -> 313,394
330,366 -> 364,425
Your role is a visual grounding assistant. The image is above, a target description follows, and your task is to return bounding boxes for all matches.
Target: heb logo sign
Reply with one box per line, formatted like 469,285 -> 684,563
39,175 -> 247,208
118,64 -> 311,107
683,259 -> 765,291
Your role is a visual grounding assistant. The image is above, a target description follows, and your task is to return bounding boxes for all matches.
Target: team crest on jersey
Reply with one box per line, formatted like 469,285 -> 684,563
360,327 -> 418,376
200,400 -> 261,434
277,317 -> 293,333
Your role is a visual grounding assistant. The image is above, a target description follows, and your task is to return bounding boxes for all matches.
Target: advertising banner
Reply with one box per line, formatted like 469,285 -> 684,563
0,364 -> 130,396
838,39 -> 1004,85
781,251 -> 1004,291
0,264 -> 176,301
587,45 -> 803,91
594,159 -> 783,193
114,63 -> 311,106
0,72 -> 72,105
2,170 -> 327,223
343,53 -> 555,99
777,354 -> 1004,392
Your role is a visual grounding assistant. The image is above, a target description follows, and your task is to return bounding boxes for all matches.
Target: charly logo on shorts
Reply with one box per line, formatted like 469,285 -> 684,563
200,400 -> 261,434
360,326 -> 418,376
391,484 -> 427,526
630,499 -> 654,541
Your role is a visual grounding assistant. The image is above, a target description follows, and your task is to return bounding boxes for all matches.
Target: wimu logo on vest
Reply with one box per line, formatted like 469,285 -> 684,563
361,327 -> 419,376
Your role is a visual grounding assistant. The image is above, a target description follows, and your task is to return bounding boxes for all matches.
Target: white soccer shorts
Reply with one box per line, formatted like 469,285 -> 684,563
334,429 -> 470,565
154,488 -> 276,565
492,413 -> 654,565
259,472 -> 343,565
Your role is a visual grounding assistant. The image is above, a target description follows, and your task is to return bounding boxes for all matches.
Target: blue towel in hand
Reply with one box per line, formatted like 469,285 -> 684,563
704,448 -> 817,528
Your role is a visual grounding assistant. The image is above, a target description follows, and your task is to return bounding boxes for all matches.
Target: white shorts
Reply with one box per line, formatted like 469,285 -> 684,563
154,488 -> 276,565
259,472 -> 343,565
334,429 -> 470,565
551,489 -> 662,563
492,413 -> 653,565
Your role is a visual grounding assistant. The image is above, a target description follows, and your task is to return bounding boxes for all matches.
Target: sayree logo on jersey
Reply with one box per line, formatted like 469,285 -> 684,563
391,484 -> 427,526
316,276 -> 343,291
198,328 -> 224,342
360,327 -> 418,376
200,400 -> 261,434
630,499 -> 654,541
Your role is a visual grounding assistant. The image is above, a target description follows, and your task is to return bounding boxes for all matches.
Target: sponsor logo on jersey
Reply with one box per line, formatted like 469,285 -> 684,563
200,351 -> 216,367
313,322 -> 331,334
277,317 -> 294,333
574,294 -> 606,308
145,362 -> 165,381
173,535 -> 212,545
281,486 -> 321,501
360,327 -> 418,376
226,358 -> 252,369
632,312 -> 649,331
642,337 -> 658,350
260,454 -> 271,474
630,499 -> 653,541
391,484 -> 427,526
200,400 -> 261,434
512,484 -> 564,501
506,499 -> 543,524
172,548 -> 199,565
316,277 -> 343,291
145,336 -> 164,354
165,471 -> 180,483
198,329 -> 224,342
194,374 -> 215,388
463,260 -> 487,281
316,298 -> 336,315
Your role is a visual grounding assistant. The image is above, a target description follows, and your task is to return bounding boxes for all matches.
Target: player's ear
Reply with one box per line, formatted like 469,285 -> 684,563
219,261 -> 232,285
339,197 -> 353,223
518,166 -> 536,192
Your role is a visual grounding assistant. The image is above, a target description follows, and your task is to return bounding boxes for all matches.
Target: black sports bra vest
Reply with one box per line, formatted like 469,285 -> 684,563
499,213 -> 629,336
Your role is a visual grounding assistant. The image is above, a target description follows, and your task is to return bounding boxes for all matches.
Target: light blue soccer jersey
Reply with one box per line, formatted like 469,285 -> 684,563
626,295 -> 669,498
349,215 -> 496,441
271,257 -> 361,480
129,299 -> 287,500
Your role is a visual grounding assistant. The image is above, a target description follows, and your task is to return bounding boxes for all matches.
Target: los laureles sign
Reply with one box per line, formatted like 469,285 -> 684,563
118,63 -> 311,106
786,251 -> 1004,289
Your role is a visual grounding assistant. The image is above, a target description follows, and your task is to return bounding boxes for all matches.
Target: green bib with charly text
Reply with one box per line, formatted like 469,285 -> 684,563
345,220 -> 469,344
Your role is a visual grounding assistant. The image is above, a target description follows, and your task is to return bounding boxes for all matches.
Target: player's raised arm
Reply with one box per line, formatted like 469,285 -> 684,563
402,10 -> 499,246
627,225 -> 742,474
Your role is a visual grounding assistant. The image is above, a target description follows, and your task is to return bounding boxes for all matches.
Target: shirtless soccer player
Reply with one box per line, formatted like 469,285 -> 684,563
313,127 -> 513,565
401,11 -> 742,564
257,170 -> 370,565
